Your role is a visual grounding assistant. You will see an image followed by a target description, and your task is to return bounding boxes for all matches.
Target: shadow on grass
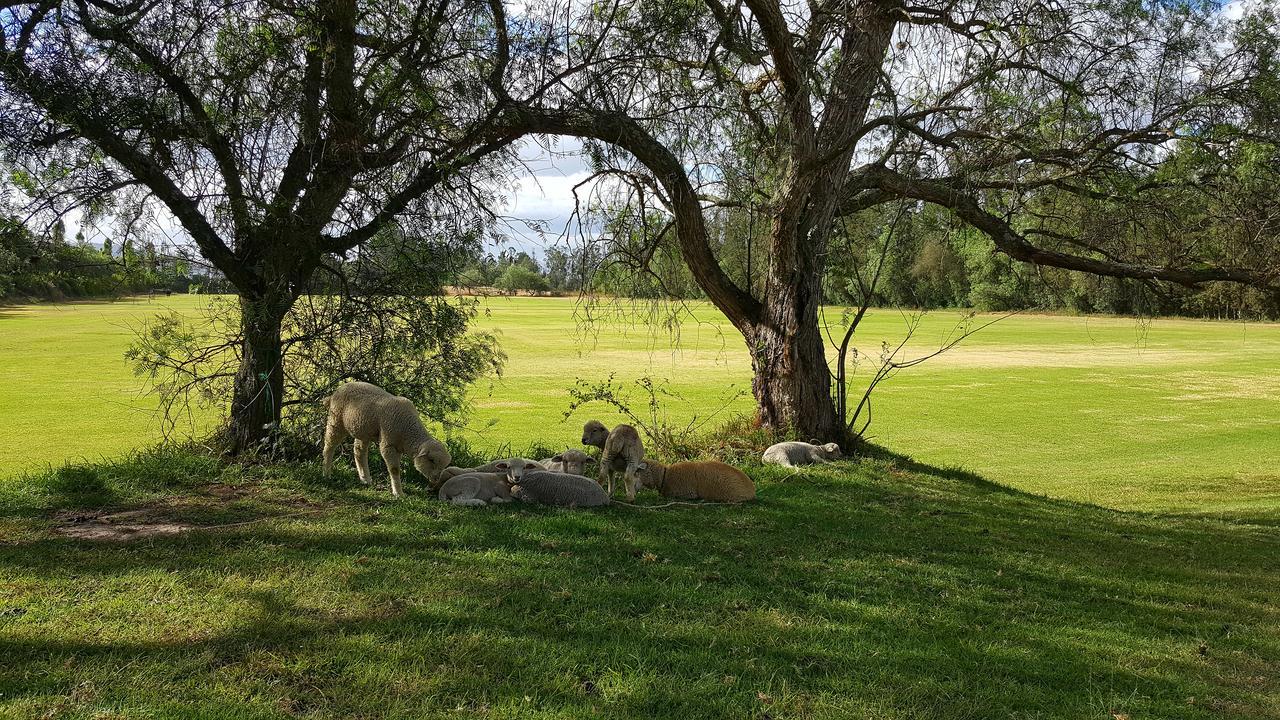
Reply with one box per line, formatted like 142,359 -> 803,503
1,452 -> 1277,719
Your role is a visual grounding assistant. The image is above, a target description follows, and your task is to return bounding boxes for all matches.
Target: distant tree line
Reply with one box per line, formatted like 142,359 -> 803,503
0,216 -> 232,299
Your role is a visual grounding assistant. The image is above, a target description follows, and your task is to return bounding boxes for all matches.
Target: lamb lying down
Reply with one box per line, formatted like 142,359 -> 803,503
438,472 -> 513,507
538,449 -> 593,476
439,457 -> 544,485
634,460 -> 756,502
510,470 -> 611,508
761,440 -> 842,468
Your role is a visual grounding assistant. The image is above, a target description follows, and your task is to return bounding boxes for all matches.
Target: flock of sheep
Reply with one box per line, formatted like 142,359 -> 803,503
321,381 -> 844,507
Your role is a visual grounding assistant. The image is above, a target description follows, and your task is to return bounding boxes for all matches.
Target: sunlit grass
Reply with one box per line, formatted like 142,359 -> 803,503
4,294 -> 1280,516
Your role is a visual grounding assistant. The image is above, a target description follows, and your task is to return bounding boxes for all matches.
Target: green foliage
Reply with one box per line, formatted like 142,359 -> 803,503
0,215 -> 204,299
565,373 -> 745,460
127,292 -> 504,454
494,263 -> 549,293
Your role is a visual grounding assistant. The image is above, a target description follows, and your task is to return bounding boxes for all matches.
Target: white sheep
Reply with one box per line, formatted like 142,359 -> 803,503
582,420 -> 645,501
440,458 -> 545,483
321,381 -> 451,497
437,471 -> 514,507
538,449 -> 593,476
761,440 -> 842,468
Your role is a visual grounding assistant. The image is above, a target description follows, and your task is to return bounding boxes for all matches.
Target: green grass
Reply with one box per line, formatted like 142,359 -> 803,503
4,297 -> 1279,717
1,449 -> 1277,719
4,294 -> 1279,516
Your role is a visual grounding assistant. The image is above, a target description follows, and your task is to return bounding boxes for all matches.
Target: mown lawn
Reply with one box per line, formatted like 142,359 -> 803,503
4,295 -> 1280,516
1,448 -> 1277,719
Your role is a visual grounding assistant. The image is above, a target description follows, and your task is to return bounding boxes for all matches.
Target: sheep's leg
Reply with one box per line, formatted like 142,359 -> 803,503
451,498 -> 488,507
623,462 -> 639,502
322,422 -> 343,478
381,444 -> 404,497
598,455 -> 613,495
353,439 -> 373,485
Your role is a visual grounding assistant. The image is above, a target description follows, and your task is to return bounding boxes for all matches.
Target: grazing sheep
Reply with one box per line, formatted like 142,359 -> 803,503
438,472 -> 514,507
633,460 -> 756,502
539,449 -> 593,476
761,440 -> 842,468
510,470 -> 611,508
321,381 -> 451,497
582,421 -> 646,501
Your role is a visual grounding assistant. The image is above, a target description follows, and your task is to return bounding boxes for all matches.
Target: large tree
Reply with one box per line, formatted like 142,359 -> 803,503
501,0 -> 1280,440
0,0 -> 546,451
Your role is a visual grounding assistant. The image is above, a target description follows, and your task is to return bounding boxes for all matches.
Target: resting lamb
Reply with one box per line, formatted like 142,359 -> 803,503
439,458 -> 545,484
539,449 -> 592,476
761,440 -> 842,468
511,470 -> 611,508
438,472 -> 514,507
321,381 -> 451,497
633,460 -> 756,502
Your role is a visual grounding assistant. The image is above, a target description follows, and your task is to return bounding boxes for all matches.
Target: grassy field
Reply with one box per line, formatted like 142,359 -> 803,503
3,294 -> 1279,516
3,296 -> 1279,718
0,448 -> 1277,719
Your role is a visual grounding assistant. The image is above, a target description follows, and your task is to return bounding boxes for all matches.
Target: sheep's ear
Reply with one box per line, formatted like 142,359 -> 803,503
524,462 -> 539,470
585,457 -> 597,464
552,454 -> 564,462
495,462 -> 510,470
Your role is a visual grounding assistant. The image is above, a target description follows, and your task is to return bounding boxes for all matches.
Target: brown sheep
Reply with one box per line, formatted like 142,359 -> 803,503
633,460 -> 756,502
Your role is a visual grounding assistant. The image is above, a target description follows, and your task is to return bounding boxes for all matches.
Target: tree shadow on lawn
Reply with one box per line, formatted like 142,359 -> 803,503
1,459 -> 1278,719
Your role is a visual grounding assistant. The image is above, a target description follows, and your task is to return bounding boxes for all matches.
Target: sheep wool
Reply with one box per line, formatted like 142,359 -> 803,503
761,441 -> 841,468
441,457 -> 545,481
539,449 -> 592,476
321,381 -> 450,496
438,472 -> 513,507
639,460 -> 756,502
512,470 -> 611,508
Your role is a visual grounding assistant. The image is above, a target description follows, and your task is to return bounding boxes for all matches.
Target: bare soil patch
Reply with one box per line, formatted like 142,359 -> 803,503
51,483 -> 330,542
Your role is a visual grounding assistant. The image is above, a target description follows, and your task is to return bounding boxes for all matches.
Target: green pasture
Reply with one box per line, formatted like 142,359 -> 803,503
2,294 -> 1279,517
0,449 -> 1277,719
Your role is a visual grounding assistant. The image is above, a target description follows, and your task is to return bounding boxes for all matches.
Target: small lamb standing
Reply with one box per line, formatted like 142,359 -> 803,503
321,381 -> 451,497
582,420 -> 645,501
438,472 -> 514,507
761,440 -> 842,468
633,460 -> 756,502
511,470 -> 611,508
539,449 -> 593,476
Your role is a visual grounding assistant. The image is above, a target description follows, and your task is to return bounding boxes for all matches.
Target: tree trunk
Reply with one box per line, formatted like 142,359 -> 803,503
227,293 -> 291,454
747,228 -> 842,441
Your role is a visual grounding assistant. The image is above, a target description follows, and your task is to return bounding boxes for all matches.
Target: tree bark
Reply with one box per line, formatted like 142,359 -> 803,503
227,292 -> 291,454
747,288 -> 840,441
747,212 -> 844,440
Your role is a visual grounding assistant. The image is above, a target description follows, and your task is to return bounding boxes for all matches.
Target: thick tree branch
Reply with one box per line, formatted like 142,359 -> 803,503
499,104 -> 763,328
866,166 -> 1278,289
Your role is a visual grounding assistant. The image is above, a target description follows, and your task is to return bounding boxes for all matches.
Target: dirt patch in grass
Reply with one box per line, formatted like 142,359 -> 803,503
50,483 -> 331,542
